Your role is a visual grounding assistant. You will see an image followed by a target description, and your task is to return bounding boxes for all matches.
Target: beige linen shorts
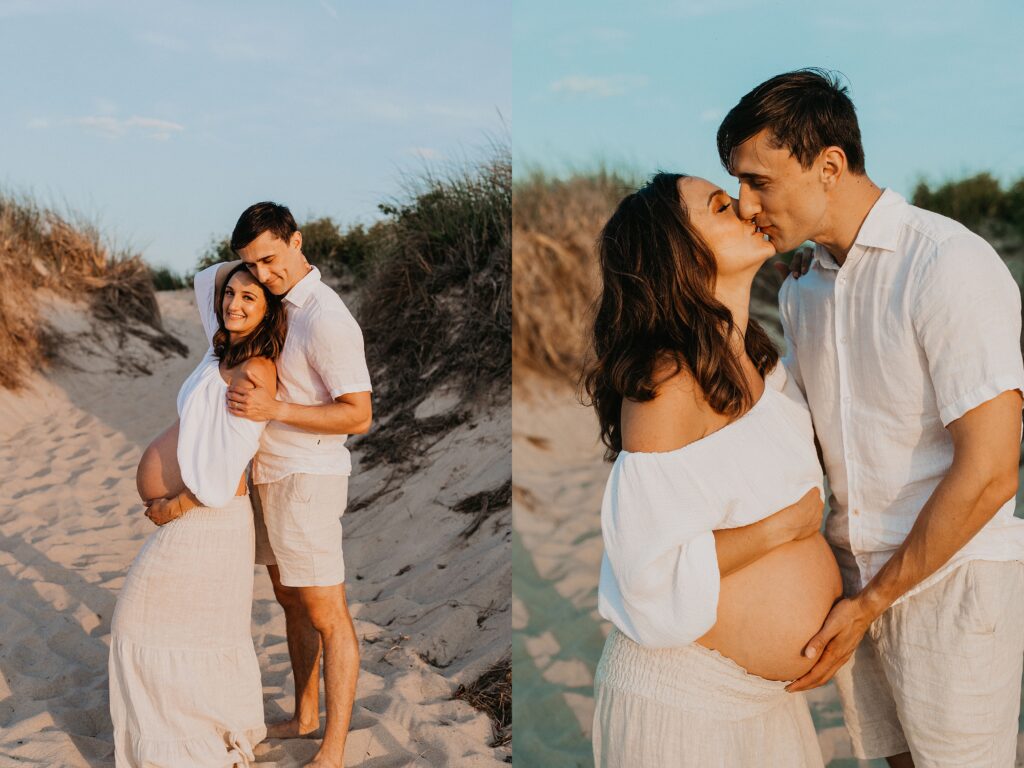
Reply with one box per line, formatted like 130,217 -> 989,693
252,473 -> 349,588
832,551 -> 1024,767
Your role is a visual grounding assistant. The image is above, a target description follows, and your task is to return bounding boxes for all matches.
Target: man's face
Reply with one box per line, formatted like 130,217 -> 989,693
730,129 -> 829,254
236,230 -> 306,295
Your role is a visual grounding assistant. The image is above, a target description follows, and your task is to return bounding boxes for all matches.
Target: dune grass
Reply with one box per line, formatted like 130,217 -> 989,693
512,170 -> 1024,389
0,194 -> 185,390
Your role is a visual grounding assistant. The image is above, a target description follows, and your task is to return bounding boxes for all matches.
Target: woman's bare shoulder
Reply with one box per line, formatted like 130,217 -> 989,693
235,356 -> 278,392
620,362 -> 714,453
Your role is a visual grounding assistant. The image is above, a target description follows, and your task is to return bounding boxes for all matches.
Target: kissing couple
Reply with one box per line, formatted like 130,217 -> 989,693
109,202 -> 373,768
589,69 -> 1024,767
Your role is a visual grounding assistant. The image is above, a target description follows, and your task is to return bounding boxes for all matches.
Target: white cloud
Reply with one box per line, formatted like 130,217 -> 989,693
407,147 -> 441,160
699,107 -> 724,123
27,117 -> 49,129
549,75 -> 647,98
72,115 -> 185,140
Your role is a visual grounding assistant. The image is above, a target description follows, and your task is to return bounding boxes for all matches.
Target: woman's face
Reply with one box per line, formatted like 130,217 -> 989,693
677,176 -> 775,278
222,271 -> 268,338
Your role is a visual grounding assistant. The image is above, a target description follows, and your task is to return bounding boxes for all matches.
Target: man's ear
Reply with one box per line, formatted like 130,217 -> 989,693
819,146 -> 846,189
291,230 -> 303,252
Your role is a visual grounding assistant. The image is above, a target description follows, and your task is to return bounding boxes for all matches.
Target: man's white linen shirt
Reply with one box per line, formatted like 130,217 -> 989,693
779,188 -> 1024,603
194,264 -> 372,483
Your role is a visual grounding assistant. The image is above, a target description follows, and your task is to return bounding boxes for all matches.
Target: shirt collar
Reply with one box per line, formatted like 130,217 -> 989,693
812,187 -> 906,270
283,265 -> 320,308
852,187 -> 905,252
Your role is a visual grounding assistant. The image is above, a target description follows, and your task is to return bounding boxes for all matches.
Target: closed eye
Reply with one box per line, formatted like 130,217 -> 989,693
717,201 -> 731,213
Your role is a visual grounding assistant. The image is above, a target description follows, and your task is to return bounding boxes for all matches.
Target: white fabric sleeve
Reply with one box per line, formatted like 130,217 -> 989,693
600,454 -> 722,647
307,307 -> 373,399
193,263 -> 222,346
913,233 -> 1024,426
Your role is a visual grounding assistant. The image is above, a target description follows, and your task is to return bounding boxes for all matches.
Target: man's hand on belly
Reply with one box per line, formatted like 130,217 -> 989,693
784,595 -> 878,692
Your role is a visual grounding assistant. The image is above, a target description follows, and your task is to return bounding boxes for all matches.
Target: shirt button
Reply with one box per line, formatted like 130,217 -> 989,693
840,336 -> 848,344
852,508 -> 860,516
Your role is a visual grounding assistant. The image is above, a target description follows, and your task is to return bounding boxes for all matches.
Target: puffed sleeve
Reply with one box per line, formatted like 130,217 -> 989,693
597,452 -> 723,648
193,263 -> 222,346
912,232 -> 1024,426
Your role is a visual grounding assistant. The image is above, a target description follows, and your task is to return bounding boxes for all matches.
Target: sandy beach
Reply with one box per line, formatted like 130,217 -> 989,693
512,377 -> 1024,768
0,287 -> 511,767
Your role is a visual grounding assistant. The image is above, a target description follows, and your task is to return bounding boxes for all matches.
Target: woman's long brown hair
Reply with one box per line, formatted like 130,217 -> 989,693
582,172 -> 778,458
212,264 -> 287,368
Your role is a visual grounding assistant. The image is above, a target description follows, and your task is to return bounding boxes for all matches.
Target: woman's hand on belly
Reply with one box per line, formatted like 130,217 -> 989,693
697,533 -> 842,681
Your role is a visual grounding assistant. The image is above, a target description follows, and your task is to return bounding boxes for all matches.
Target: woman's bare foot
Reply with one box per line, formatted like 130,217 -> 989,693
266,717 -> 320,739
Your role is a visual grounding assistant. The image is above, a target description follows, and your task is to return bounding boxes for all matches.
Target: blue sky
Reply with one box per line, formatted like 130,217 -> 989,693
0,0 -> 510,273
514,0 -> 1024,198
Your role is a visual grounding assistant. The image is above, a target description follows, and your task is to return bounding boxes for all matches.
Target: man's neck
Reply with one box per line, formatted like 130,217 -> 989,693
283,261 -> 314,294
815,176 -> 883,266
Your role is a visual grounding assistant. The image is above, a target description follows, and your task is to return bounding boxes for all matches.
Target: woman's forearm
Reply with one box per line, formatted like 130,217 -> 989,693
713,518 -> 785,577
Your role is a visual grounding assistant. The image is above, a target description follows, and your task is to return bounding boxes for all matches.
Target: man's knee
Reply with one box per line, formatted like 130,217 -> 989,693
269,568 -> 304,611
298,584 -> 353,635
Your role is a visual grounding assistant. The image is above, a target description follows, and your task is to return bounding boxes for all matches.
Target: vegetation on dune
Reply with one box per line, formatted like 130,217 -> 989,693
512,169 -> 635,385
512,170 -> 1024,387
192,216 -> 388,287
0,194 -> 186,390
913,173 -> 1024,243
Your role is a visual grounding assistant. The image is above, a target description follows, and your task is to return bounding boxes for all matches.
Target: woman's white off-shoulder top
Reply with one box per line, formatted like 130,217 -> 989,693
598,364 -> 824,648
175,267 -> 269,509
175,351 -> 266,509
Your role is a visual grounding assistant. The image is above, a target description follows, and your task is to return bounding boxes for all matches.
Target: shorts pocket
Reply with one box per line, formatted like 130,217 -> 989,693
961,562 -> 996,636
285,473 -> 315,504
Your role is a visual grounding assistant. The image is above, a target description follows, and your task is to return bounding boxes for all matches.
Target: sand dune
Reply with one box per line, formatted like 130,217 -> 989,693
512,379 -> 1024,768
0,288 -> 510,767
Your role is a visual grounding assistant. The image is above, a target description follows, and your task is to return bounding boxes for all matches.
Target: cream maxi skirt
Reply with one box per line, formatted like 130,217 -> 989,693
593,629 -> 824,768
109,495 -> 266,767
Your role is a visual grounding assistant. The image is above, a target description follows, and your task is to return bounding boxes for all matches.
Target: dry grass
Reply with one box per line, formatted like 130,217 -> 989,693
512,170 -> 636,387
512,170 -> 794,390
453,657 -> 511,747
0,193 -> 185,390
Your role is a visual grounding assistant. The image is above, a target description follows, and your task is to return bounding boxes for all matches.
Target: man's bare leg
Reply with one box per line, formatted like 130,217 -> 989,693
266,564 -> 323,738
300,583 -> 359,767
886,753 -> 914,768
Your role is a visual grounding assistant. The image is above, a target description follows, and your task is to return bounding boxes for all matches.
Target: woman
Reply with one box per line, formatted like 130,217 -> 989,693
109,263 -> 286,767
585,173 -> 842,767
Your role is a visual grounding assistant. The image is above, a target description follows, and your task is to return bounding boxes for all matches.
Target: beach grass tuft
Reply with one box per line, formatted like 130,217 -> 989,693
453,656 -> 512,747
0,193 -> 186,390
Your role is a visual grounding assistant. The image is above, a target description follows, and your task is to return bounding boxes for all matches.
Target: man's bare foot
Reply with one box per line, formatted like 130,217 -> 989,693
306,744 -> 345,767
266,717 -> 320,739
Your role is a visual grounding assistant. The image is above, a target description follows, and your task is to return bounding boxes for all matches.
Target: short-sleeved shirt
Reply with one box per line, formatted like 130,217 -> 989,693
194,263 -> 373,483
779,188 -> 1024,602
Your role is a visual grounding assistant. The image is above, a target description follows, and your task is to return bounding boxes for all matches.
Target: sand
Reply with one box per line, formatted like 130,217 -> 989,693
0,288 -> 511,767
511,378 -> 1024,768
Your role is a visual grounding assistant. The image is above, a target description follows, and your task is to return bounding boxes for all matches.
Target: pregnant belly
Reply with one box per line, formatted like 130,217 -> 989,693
136,422 -> 185,503
697,533 -> 842,681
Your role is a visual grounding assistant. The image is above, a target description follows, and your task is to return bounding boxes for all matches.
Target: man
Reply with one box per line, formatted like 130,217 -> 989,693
718,69 -> 1024,767
197,202 -> 372,768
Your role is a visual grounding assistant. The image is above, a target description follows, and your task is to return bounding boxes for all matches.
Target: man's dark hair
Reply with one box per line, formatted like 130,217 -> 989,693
230,201 -> 298,251
717,68 -> 866,175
